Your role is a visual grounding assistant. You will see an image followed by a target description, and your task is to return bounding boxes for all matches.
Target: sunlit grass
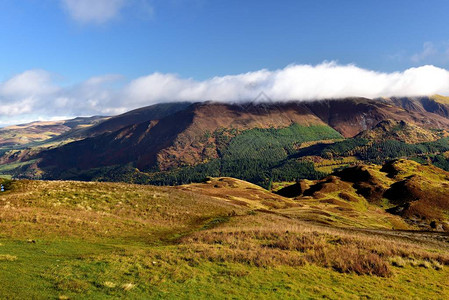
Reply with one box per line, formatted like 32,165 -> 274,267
0,178 -> 448,298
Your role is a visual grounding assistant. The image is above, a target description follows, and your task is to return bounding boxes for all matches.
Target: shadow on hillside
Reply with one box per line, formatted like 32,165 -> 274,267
288,143 -> 330,159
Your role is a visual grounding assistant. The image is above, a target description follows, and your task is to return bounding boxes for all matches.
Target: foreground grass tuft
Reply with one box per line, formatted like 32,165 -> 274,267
0,254 -> 17,261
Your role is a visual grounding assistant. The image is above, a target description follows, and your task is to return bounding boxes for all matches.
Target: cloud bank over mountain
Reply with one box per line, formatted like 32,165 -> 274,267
1,62 -> 449,126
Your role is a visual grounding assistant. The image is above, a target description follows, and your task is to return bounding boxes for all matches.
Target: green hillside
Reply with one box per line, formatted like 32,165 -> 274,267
0,178 -> 448,299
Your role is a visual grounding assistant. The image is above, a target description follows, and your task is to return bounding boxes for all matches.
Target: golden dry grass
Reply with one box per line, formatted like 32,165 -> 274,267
177,177 -> 298,210
0,179 -> 244,241
180,212 -> 449,277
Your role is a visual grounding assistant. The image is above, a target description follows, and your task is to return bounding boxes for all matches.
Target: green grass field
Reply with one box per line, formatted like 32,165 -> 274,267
1,239 -> 448,299
0,178 -> 448,299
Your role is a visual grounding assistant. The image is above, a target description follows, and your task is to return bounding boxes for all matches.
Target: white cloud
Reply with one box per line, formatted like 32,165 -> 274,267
0,70 -> 57,97
0,71 -> 122,126
123,62 -> 449,104
0,98 -> 34,116
61,0 -> 153,24
2,62 -> 449,126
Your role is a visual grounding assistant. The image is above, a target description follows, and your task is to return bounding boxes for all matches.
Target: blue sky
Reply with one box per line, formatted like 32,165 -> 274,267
1,0 -> 449,125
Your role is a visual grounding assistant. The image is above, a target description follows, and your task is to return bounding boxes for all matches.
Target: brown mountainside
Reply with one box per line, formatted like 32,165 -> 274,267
306,97 -> 449,137
157,101 -> 326,169
38,101 -> 327,172
35,97 -> 449,175
51,102 -> 192,141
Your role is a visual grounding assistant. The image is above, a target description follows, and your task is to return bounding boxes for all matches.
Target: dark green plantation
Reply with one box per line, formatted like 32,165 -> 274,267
314,137 -> 449,163
154,133 -> 449,188
46,124 -> 340,188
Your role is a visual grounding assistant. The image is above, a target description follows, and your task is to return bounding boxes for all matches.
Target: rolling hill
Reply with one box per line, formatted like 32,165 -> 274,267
276,159 -> 449,231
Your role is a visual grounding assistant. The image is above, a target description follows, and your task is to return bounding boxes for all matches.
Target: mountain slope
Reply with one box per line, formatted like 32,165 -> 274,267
39,104 -> 197,172
49,102 -> 192,142
386,95 -> 449,119
38,101 -> 339,173
156,101 -> 329,169
306,97 -> 449,137
40,97 -> 449,174
5,97 -> 449,186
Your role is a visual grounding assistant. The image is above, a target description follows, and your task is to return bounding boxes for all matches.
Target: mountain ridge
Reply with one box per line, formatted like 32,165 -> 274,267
3,96 -> 449,186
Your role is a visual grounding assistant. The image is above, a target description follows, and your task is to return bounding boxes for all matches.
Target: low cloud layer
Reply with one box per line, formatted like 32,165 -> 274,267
1,62 -> 449,126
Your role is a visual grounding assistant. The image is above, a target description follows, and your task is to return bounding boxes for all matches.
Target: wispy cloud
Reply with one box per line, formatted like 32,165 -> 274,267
411,42 -> 439,63
62,0 -> 126,24
2,62 -> 449,126
410,41 -> 449,64
61,0 -> 153,24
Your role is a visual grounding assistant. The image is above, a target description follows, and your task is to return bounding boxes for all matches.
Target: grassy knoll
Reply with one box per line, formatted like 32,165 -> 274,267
0,178 -> 448,299
277,160 -> 449,231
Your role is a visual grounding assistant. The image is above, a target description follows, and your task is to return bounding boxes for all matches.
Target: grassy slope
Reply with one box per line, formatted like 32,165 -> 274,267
0,178 -> 448,299
431,94 -> 449,104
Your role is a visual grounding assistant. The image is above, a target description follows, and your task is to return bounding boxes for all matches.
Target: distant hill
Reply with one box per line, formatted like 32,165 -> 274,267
386,95 -> 449,119
0,103 -> 192,175
306,96 -> 449,137
0,116 -> 107,148
35,101 -> 341,184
